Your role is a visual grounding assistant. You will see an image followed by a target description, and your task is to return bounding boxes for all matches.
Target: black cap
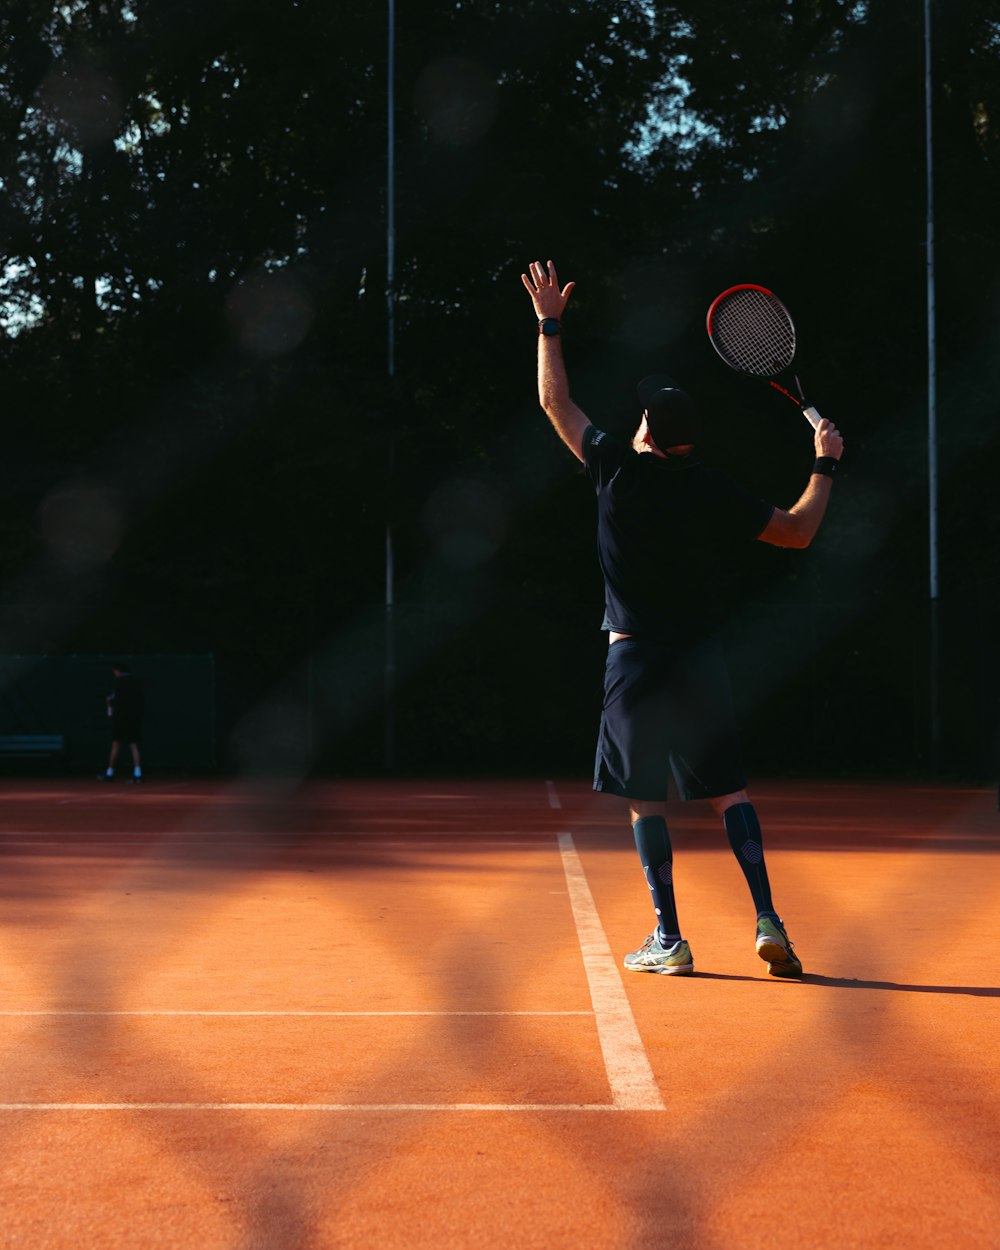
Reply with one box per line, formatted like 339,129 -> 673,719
637,374 -> 699,450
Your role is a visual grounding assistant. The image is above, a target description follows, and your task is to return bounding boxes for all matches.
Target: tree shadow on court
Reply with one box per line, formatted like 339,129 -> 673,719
0,821 -> 462,1246
4,778 -> 999,1249
0,779 -> 620,1249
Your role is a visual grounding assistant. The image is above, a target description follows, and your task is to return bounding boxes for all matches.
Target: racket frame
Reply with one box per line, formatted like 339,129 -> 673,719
706,283 -> 821,429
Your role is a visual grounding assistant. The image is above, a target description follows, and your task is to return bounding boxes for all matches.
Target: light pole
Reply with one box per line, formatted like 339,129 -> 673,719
384,0 -> 397,770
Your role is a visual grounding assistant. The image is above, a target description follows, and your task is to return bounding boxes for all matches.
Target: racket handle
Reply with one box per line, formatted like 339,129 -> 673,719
802,406 -> 821,430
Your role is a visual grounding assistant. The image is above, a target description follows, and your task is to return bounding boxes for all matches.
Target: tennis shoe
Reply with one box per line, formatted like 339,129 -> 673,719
756,915 -> 803,979
623,932 -> 694,976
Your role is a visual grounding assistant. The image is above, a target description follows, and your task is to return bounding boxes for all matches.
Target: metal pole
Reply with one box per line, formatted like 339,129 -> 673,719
923,0 -> 940,770
384,0 -> 397,770
387,0 -> 396,383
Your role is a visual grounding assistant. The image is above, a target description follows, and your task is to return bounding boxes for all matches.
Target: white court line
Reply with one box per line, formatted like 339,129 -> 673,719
0,833 -> 552,842
545,780 -> 562,809
557,832 -> 664,1112
0,1103 -> 628,1112
0,1011 -> 591,1018
0,838 -> 550,849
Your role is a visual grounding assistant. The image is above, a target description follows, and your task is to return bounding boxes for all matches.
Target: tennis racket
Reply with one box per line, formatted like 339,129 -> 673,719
706,284 -> 822,430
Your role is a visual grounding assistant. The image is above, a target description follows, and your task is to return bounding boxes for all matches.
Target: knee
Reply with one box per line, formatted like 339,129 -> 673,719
708,790 -> 750,818
629,799 -> 667,825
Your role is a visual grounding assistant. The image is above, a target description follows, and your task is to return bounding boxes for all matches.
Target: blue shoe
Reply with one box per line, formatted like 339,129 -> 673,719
623,932 -> 694,976
756,916 -> 803,978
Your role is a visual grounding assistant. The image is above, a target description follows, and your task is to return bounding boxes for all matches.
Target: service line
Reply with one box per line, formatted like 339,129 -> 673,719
0,1103 -> 641,1113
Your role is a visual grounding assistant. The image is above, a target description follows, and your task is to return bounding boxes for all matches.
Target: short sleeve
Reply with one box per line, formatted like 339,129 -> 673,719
582,426 -> 629,491
711,471 -> 775,540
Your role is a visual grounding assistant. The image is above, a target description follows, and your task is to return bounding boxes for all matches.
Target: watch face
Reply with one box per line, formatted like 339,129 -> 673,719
540,319 -> 560,336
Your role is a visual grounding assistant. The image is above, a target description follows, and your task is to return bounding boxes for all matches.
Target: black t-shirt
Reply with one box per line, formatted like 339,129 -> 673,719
582,426 -> 774,643
110,673 -> 144,724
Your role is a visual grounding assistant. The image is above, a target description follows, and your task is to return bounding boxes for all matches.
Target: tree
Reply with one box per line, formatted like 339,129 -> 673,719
1,0 -> 998,771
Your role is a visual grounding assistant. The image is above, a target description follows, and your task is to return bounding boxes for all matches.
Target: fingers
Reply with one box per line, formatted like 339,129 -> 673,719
521,260 -> 558,291
815,417 -> 844,459
522,259 -> 574,313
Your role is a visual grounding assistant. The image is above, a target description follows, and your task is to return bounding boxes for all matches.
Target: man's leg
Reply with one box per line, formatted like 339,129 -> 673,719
129,742 -> 142,780
709,789 -> 776,918
622,798 -> 693,975
709,789 -> 802,977
102,741 -> 120,780
594,640 -> 692,974
629,798 -> 682,942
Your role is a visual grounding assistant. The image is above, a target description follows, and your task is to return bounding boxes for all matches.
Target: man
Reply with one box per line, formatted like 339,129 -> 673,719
100,662 -> 144,783
521,259 -> 843,978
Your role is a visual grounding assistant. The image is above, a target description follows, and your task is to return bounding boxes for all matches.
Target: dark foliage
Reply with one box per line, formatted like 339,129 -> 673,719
1,1 -> 998,776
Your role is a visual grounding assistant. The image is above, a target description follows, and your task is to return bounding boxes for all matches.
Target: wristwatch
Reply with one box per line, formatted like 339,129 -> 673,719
538,317 -> 561,337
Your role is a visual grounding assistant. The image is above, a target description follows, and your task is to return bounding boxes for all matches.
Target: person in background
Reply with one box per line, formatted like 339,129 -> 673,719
100,662 -> 144,783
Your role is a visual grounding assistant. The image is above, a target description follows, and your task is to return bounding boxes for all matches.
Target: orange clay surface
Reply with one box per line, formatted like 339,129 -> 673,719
0,776 -> 997,1249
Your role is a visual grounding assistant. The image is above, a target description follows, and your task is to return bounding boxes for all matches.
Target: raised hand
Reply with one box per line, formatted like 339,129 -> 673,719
520,259 -> 575,321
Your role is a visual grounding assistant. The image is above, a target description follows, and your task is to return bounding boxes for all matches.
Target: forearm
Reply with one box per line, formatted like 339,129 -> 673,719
537,332 -> 588,460
538,332 -> 570,411
785,473 -> 833,546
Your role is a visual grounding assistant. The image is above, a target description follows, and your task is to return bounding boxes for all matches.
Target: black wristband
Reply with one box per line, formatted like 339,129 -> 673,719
812,457 -> 838,477
538,317 -> 561,337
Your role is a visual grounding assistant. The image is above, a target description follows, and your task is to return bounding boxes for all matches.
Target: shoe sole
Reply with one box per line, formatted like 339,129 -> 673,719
756,937 -> 802,978
624,961 -> 694,976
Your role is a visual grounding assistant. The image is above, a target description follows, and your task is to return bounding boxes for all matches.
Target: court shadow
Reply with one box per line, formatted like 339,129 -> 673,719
693,971 -> 1000,997
804,974 -> 1000,997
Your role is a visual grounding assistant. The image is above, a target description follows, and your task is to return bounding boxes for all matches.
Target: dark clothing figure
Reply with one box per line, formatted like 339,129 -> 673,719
583,426 -> 772,802
108,671 -> 144,743
521,257 -> 844,979
584,426 -> 773,642
101,666 -> 144,782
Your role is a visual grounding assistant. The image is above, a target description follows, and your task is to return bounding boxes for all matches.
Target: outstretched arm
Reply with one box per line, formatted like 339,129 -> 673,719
520,259 -> 590,462
758,418 -> 845,549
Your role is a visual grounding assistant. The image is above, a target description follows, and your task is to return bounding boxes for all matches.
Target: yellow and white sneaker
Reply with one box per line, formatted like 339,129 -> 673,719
623,933 -> 694,976
756,916 -> 803,979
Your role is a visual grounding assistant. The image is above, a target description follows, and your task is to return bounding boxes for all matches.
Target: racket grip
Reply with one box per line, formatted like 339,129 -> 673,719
802,406 -> 821,430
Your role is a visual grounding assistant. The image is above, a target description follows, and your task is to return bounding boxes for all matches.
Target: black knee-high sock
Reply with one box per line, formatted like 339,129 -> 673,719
723,802 -> 776,918
632,816 -> 681,940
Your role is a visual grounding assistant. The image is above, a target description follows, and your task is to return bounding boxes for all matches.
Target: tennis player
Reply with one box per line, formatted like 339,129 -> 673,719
99,662 -> 145,784
521,259 -> 843,977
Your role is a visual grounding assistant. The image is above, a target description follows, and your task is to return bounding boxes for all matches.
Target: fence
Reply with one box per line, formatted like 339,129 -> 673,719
0,654 -> 216,772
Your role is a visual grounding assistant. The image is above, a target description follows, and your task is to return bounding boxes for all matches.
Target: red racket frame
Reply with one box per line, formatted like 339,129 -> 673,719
706,283 -> 807,411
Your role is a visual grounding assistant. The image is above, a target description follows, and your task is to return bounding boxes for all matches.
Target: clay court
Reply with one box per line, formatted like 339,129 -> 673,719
0,775 -> 996,1249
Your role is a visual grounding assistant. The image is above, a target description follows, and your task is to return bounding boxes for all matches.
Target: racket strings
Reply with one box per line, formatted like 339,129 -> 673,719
710,289 -> 795,377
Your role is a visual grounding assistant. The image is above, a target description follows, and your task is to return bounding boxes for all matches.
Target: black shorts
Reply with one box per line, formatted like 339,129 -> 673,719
112,720 -> 142,743
593,636 -> 746,803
